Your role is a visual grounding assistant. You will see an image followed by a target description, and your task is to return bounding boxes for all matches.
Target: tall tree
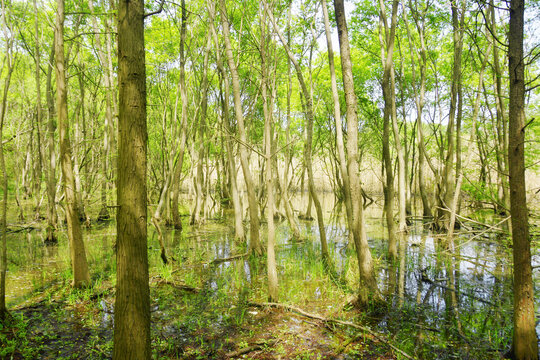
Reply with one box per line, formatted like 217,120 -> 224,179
113,0 -> 151,358
260,5 -> 278,301
219,0 -> 264,255
436,0 -> 464,231
0,0 -> 15,319
265,0 -> 332,267
45,38 -> 58,243
55,0 -> 90,288
379,0 -> 406,234
406,0 -> 433,219
507,0 -> 539,358
334,0 -> 380,306
379,0 -> 400,259
321,0 -> 354,249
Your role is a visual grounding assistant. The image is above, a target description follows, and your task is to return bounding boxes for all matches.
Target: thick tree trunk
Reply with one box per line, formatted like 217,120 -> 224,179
113,0 -> 151,358
55,0 -> 90,288
508,0 -> 539,358
219,0 -> 263,255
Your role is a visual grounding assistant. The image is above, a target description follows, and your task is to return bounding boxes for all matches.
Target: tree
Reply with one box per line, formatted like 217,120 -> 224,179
55,0 -> 90,288
219,0 -> 264,255
334,0 -> 380,307
0,0 -> 15,320
507,0 -> 539,358
113,0 -> 151,358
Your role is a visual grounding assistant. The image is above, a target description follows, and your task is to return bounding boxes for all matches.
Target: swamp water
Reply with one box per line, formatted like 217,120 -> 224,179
3,193 -> 540,359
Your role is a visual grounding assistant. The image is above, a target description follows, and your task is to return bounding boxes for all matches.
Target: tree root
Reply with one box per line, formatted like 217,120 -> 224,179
248,302 -> 415,360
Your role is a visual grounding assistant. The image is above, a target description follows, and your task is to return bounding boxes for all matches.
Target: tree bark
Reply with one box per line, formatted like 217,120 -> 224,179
55,0 -> 90,288
113,0 -> 151,358
508,0 -> 539,358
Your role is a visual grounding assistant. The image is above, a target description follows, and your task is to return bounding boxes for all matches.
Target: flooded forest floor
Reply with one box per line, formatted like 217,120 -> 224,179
1,195 -> 539,359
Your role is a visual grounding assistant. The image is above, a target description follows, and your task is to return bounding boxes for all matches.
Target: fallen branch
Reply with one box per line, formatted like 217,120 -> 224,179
420,274 -> 494,306
211,252 -> 249,264
225,339 -> 276,358
154,279 -> 200,293
249,302 -> 415,360
7,223 -> 40,233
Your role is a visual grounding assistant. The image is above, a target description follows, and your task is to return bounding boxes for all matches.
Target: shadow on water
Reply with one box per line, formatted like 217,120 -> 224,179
4,193 -> 540,359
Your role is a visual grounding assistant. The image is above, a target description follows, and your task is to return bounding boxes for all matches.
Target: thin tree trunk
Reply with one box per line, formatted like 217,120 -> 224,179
89,0 -> 112,221
264,1 -> 331,265
0,0 -> 14,318
406,1 -> 432,218
436,0 -> 464,232
260,6 -> 278,301
113,0 -> 151,358
447,41 -> 491,246
56,0 -> 90,288
334,0 -> 380,306
210,4 -> 245,241
321,0 -> 354,248
170,0 -> 189,231
277,3 -> 301,241
191,30 -> 212,226
508,0 -> 539,357
45,40 -> 58,243
489,2 -> 510,216
378,0 -> 400,258
32,0 -> 44,220
219,0 -> 263,255
380,0 -> 406,233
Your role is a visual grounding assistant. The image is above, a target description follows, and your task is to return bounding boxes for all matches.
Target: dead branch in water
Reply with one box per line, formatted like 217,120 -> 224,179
211,252 -> 249,264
